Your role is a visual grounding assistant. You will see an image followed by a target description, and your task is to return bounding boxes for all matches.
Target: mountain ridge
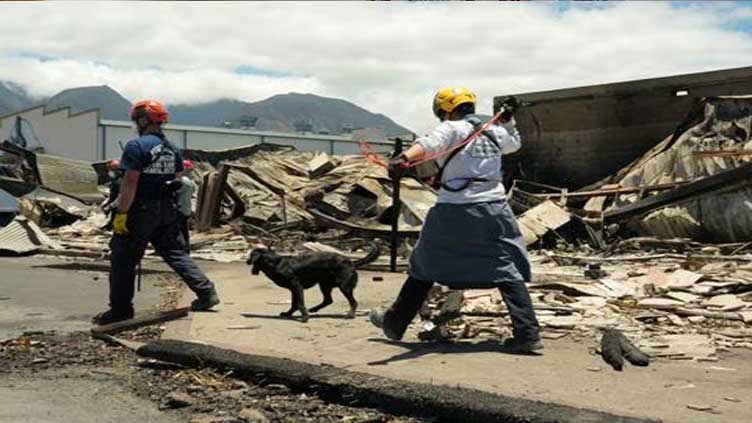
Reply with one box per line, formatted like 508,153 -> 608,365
0,82 -> 412,137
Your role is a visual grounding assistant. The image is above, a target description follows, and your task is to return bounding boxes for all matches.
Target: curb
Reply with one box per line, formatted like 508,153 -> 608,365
137,340 -> 658,423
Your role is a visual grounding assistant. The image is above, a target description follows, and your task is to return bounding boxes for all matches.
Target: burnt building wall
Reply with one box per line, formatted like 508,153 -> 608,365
496,66 -> 752,189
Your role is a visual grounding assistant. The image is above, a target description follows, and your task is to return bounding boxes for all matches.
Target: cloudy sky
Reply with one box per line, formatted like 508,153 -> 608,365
2,1 -> 752,133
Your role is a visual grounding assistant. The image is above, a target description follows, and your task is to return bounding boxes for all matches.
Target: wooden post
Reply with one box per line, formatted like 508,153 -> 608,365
281,193 -> 288,226
390,138 -> 404,273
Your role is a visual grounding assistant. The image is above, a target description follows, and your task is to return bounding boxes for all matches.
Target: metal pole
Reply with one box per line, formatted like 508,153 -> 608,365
390,138 -> 403,272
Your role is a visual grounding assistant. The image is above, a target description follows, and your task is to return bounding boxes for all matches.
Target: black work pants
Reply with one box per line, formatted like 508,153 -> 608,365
177,213 -> 190,253
384,277 -> 540,342
108,200 -> 214,312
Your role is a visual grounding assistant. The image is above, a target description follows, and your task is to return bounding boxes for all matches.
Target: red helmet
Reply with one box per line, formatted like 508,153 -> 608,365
129,99 -> 169,124
183,160 -> 194,170
107,159 -> 120,170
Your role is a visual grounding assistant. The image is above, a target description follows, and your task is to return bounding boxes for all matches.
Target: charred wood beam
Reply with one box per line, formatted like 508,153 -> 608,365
693,149 -> 752,158
512,180 -> 688,203
196,164 -> 230,231
309,208 -> 420,239
604,162 -> 752,223
91,307 -> 190,337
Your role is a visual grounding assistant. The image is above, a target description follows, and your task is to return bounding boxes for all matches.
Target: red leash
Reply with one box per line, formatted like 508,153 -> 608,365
358,140 -> 387,168
358,110 -> 506,169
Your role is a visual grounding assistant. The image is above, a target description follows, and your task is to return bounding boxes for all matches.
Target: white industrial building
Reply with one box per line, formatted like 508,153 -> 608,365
0,105 -> 396,162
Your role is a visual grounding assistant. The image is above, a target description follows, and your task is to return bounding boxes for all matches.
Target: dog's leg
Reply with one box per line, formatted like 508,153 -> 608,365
280,291 -> 298,317
290,282 -> 309,322
340,279 -> 358,319
310,284 -> 334,313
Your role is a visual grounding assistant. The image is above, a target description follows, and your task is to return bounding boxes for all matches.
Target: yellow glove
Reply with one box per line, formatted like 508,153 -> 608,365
113,212 -> 128,235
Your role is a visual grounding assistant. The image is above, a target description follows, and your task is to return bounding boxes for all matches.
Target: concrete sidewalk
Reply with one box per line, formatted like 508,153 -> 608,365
165,262 -> 751,423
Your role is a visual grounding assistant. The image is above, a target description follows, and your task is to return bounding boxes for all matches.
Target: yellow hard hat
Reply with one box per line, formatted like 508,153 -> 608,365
433,86 -> 477,118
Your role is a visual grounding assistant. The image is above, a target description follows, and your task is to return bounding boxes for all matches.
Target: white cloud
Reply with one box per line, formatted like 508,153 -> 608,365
1,1 -> 752,134
0,56 -> 324,105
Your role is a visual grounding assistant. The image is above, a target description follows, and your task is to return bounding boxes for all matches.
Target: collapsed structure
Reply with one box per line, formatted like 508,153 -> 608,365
508,96 -> 752,245
1,87 -> 752,364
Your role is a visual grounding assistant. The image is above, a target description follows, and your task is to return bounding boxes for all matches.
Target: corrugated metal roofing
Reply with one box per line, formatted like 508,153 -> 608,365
0,216 -> 60,254
0,187 -> 18,213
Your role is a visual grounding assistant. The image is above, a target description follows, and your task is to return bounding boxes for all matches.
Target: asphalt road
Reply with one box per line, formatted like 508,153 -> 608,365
0,256 -> 165,339
0,255 -> 182,423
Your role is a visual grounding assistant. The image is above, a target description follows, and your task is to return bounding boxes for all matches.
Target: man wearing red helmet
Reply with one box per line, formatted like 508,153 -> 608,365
177,159 -> 197,253
93,100 -> 220,325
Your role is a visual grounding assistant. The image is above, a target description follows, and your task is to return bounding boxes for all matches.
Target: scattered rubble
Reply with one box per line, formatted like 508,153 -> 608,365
1,95 -> 751,363
418,240 -> 752,361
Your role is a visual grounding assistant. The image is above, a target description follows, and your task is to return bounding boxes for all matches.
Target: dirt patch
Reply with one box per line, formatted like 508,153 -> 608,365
1,332 -> 427,423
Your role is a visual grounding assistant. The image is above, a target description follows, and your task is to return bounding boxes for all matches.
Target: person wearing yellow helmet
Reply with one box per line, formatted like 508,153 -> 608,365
371,87 -> 541,354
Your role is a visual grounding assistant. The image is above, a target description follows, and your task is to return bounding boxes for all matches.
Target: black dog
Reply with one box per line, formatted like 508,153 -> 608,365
247,242 -> 380,322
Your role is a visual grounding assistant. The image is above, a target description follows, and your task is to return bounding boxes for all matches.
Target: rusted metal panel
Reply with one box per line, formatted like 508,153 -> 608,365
498,66 -> 752,188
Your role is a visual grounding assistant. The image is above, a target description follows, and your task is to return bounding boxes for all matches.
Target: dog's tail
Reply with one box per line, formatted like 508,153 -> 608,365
352,240 -> 381,268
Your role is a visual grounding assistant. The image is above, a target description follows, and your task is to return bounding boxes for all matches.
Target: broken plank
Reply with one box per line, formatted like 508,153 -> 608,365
38,248 -> 108,259
549,253 -> 686,265
673,307 -> 742,321
536,181 -> 689,201
308,208 -> 421,238
308,153 -> 337,178
91,307 -> 190,336
462,303 -> 573,318
637,298 -> 684,310
91,333 -> 147,350
517,200 -> 571,246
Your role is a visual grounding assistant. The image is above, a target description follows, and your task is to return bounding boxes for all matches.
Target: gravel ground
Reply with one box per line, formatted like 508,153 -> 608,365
1,330 -> 429,423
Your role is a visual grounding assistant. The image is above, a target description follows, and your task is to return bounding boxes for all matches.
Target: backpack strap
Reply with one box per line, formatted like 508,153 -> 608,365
144,132 -> 180,171
434,116 -> 502,192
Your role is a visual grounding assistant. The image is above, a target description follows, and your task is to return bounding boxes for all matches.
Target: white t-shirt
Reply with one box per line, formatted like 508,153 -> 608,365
177,176 -> 197,216
416,117 -> 521,204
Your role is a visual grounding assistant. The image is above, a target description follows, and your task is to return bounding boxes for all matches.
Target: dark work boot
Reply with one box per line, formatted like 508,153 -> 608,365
92,308 -> 134,325
501,337 -> 543,355
369,277 -> 433,341
191,289 -> 220,311
369,307 -> 403,341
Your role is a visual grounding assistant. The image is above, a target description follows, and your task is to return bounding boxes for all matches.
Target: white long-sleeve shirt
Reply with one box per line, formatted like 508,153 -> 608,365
417,117 -> 521,204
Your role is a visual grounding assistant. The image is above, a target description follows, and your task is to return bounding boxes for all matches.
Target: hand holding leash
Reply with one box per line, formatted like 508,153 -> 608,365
388,153 -> 409,179
499,95 -> 519,121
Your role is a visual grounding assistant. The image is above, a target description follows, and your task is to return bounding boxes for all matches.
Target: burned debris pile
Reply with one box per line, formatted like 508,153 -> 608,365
1,141 -> 437,265
1,95 -> 750,362
0,140 -> 99,254
420,243 -> 752,362
509,96 -> 752,246
186,143 -> 434,237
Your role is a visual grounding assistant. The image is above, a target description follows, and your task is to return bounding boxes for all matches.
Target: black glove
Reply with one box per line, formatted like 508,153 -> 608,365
388,153 -> 409,179
499,95 -> 520,120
